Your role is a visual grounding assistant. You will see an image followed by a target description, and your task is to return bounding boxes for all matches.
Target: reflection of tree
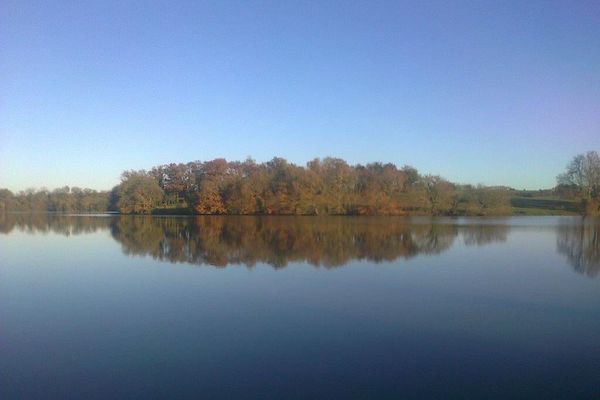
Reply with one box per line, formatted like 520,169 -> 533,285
0,212 -> 16,234
0,213 -> 113,236
0,214 -> 510,269
461,224 -> 509,246
556,220 -> 600,277
109,216 -> 506,268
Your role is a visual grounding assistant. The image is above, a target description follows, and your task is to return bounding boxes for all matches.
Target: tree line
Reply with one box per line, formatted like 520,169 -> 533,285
111,157 -> 511,215
0,186 -> 109,213
0,157 -> 511,215
3,151 -> 598,216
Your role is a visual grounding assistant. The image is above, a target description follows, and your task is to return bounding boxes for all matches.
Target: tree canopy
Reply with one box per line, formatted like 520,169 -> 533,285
0,186 -> 109,213
124,157 -> 511,216
112,171 -> 165,214
1,156 -> 513,216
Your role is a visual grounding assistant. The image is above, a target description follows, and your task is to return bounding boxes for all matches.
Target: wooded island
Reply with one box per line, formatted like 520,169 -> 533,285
1,152 -> 599,216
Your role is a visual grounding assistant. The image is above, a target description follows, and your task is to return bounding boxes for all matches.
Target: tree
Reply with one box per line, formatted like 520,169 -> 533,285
113,171 -> 164,214
48,186 -> 74,212
420,175 -> 453,215
151,162 -> 196,205
193,159 -> 228,214
471,185 -> 510,215
557,151 -> 600,215
0,189 -> 15,212
194,180 -> 226,214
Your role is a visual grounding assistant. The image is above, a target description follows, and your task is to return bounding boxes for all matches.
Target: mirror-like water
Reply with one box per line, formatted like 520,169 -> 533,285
1,215 -> 599,399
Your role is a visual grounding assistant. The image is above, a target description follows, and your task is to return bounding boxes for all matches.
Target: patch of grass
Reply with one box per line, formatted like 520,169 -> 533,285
512,207 -> 571,216
511,196 -> 580,215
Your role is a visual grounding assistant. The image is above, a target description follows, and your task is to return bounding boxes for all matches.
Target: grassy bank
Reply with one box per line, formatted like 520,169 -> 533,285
510,196 -> 580,215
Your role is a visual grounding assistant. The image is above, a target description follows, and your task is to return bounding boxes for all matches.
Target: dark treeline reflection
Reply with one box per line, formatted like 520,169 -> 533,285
0,213 -> 510,268
2,213 -> 597,275
556,219 -> 600,277
0,212 -> 113,236
110,216 -> 475,268
117,217 -> 512,268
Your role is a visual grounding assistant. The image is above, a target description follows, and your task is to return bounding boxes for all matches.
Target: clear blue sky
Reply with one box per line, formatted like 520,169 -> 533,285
1,0 -> 599,191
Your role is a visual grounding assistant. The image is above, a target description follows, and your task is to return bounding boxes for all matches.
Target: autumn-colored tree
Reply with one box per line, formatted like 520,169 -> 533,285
151,162 -> 196,206
2,156 -> 513,216
194,181 -> 226,214
113,170 -> 165,214
193,159 -> 228,214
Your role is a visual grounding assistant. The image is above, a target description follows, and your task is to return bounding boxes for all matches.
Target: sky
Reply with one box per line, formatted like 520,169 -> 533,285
1,0 -> 599,191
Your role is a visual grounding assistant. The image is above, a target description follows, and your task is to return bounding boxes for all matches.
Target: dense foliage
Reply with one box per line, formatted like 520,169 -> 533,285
0,187 -> 109,213
115,157 -> 511,215
0,158 -> 510,215
0,214 -> 510,268
112,171 -> 164,214
1,157 -> 513,215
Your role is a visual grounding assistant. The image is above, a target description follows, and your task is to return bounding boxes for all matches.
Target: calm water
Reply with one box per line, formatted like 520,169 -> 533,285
1,214 -> 599,399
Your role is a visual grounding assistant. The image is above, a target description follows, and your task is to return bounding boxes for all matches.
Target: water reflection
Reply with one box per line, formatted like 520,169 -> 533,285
0,212 -> 113,235
4,215 -> 599,399
1,213 -> 514,268
110,216 -> 469,268
556,219 -> 600,277
3,213 -> 599,275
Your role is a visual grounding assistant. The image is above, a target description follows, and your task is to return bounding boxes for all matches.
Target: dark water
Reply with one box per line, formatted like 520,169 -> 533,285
1,214 -> 599,399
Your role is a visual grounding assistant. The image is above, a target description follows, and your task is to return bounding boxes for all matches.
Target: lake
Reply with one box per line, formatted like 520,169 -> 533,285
1,214 -> 599,399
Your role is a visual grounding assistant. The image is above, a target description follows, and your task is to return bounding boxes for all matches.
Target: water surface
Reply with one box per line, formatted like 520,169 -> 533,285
1,215 -> 599,399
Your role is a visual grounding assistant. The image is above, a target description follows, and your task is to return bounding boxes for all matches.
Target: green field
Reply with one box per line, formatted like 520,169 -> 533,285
511,196 -> 580,215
